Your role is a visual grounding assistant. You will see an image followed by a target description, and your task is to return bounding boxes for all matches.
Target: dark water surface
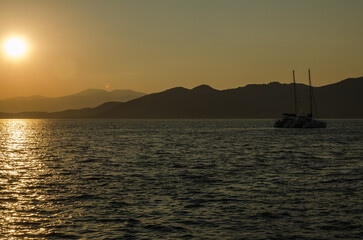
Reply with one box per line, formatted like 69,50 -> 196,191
0,119 -> 362,239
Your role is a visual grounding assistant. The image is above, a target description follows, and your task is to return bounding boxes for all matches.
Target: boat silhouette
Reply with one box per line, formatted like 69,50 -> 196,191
273,70 -> 326,128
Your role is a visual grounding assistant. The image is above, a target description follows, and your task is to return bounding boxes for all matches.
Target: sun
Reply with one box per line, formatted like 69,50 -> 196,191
3,37 -> 27,58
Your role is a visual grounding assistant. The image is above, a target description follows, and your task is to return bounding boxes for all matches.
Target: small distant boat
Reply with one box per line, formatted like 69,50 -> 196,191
273,69 -> 326,128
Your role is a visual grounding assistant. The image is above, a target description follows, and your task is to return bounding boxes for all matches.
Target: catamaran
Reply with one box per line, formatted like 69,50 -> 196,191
273,69 -> 326,128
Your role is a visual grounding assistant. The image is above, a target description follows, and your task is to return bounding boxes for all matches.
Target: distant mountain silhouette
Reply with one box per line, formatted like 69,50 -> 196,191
1,77 -> 362,119
0,89 -> 145,113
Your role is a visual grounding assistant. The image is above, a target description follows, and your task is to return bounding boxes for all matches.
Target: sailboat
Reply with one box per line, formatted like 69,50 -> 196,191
273,69 -> 326,128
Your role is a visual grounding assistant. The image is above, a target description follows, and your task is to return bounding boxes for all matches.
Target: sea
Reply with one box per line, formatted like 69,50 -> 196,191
0,119 -> 362,239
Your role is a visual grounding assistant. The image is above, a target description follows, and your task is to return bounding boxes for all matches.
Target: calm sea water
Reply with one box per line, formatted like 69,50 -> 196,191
0,119 -> 362,239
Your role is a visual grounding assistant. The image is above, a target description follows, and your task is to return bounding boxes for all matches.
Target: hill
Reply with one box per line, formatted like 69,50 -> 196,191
0,89 -> 146,113
1,77 -> 362,119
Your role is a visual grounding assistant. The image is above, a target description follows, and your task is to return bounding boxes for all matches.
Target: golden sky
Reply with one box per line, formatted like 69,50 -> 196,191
0,0 -> 362,99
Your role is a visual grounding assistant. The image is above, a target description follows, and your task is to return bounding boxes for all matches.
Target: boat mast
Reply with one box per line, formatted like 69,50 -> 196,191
293,70 -> 297,116
308,69 -> 313,118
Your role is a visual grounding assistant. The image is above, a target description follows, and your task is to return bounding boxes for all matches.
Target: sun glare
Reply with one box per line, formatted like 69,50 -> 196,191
3,37 -> 27,58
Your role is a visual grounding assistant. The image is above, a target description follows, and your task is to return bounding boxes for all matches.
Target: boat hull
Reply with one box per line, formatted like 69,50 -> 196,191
273,117 -> 326,128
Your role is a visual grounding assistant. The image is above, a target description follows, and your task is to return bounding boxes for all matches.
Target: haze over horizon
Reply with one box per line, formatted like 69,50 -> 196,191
1,0 -> 362,99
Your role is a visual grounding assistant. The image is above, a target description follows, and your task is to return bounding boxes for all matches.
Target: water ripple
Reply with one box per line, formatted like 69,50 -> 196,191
0,119 -> 362,239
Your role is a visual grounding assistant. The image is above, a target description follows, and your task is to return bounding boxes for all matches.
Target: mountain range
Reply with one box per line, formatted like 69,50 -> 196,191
0,89 -> 145,113
0,77 -> 362,119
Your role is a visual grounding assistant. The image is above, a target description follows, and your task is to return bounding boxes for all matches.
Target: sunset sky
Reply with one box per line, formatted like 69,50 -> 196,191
0,0 -> 362,99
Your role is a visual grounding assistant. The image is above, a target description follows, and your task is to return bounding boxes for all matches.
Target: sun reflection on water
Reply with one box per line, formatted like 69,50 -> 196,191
0,120 -> 52,238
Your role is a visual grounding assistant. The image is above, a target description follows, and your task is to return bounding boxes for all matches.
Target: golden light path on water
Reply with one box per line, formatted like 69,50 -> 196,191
0,120 -> 53,238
